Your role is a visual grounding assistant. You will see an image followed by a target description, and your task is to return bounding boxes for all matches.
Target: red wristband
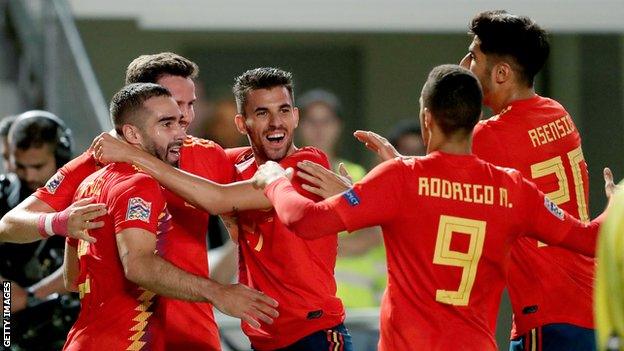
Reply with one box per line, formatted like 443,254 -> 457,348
37,211 -> 70,238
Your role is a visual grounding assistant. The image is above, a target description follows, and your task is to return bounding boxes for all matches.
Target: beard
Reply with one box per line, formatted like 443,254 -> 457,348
143,139 -> 183,167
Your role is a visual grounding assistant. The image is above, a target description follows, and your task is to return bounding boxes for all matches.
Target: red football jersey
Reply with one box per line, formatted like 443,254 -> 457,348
35,136 -> 233,350
265,152 -> 599,351
472,95 -> 594,337
227,147 -> 345,350
63,163 -> 168,351
157,137 -> 233,350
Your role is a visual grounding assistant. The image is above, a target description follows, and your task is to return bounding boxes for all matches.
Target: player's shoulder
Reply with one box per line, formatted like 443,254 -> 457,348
181,136 -> 227,157
182,135 -> 219,148
42,151 -> 98,195
61,151 -> 98,175
288,146 -> 329,165
109,163 -> 161,190
226,146 -> 253,165
372,156 -> 416,175
474,112 -> 506,131
536,95 -> 566,110
482,160 -> 524,185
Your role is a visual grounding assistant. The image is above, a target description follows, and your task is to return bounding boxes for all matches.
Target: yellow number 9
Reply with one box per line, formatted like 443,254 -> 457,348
433,215 -> 487,306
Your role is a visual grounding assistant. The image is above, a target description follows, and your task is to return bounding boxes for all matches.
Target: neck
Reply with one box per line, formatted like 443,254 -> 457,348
488,84 -> 537,114
427,132 -> 472,155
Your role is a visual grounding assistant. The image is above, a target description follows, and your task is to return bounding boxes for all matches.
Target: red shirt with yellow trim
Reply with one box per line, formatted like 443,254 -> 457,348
35,136 -> 233,350
472,95 -> 594,337
63,163 -> 168,351
302,153 -> 594,351
226,146 -> 345,350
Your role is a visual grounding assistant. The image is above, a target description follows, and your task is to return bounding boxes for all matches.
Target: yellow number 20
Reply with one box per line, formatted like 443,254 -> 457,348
531,146 -> 588,247
433,215 -> 487,306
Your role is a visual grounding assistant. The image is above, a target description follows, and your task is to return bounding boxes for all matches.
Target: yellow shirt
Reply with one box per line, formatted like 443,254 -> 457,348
596,181 -> 624,350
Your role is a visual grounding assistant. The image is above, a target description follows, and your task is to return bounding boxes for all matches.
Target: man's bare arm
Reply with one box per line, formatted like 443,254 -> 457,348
117,228 -> 278,328
0,196 -> 105,243
94,133 -> 269,215
64,242 -> 79,292
28,266 -> 67,297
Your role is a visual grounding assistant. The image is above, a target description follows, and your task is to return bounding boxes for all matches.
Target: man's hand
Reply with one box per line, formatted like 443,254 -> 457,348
604,167 -> 621,202
296,160 -> 352,199
212,283 -> 279,329
38,198 -> 106,243
66,198 -> 107,243
92,133 -> 138,164
253,161 -> 293,189
354,130 -> 403,161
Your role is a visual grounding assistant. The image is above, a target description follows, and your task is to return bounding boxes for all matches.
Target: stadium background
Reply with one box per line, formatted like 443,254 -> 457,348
1,0 -> 622,349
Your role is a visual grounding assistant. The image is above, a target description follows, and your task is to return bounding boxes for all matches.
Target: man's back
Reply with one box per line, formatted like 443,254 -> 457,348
63,163 -> 167,351
472,95 -> 594,336
330,152 -> 586,350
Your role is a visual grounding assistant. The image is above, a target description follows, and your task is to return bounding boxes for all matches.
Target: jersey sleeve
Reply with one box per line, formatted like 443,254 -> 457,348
332,158 -> 404,232
107,174 -> 166,235
283,147 -> 332,202
180,137 -> 235,184
225,147 -> 251,166
517,175 -> 599,256
265,158 -> 405,240
33,152 -> 98,211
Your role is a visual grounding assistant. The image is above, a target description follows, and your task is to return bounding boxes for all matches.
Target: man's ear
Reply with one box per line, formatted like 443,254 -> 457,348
423,108 -> 432,130
121,124 -> 142,145
293,107 -> 300,129
234,114 -> 248,135
492,61 -> 512,84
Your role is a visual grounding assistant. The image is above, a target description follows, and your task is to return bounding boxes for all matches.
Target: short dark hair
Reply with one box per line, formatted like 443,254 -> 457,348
469,10 -> 549,87
125,52 -> 199,84
298,89 -> 342,118
232,67 -> 294,114
421,64 -> 482,136
8,115 -> 61,152
0,115 -> 17,138
110,83 -> 172,133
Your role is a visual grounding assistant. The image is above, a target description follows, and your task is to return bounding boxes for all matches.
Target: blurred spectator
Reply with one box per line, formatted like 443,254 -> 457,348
0,110 -> 77,350
299,89 -> 380,351
388,118 -> 425,156
206,96 -> 246,148
0,115 -> 17,173
299,89 -> 366,179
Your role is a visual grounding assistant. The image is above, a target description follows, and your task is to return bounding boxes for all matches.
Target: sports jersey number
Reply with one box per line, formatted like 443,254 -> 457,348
433,215 -> 486,306
530,146 -> 589,247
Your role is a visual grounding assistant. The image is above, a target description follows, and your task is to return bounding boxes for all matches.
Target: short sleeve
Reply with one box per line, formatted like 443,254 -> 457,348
331,158 -> 405,232
33,152 -> 98,211
283,147 -> 331,202
517,176 -> 575,244
107,175 -> 166,235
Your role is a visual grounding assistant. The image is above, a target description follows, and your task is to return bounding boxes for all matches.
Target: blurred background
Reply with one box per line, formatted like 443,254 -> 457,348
1,0 -> 623,349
